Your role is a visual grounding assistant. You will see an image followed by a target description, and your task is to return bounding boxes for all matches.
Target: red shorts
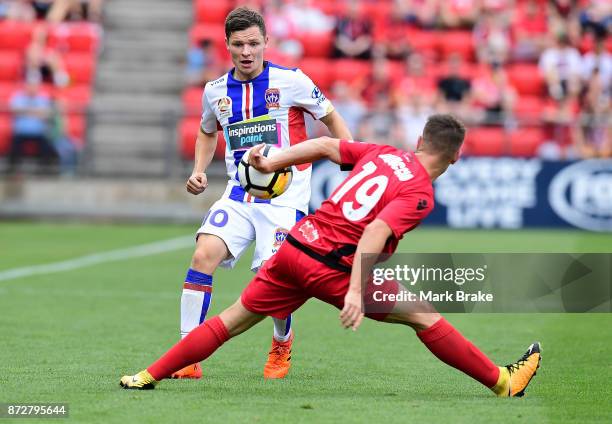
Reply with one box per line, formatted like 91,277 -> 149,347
241,241 -> 398,320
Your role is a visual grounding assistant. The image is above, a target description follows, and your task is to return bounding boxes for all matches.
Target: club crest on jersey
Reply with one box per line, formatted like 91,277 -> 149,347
217,97 -> 232,119
272,227 -> 289,251
265,88 -> 280,109
298,221 -> 319,243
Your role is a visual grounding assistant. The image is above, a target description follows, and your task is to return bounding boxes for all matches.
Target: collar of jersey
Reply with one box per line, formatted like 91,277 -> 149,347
228,61 -> 270,84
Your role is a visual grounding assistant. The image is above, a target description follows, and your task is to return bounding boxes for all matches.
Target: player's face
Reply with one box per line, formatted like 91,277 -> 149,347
226,26 -> 268,81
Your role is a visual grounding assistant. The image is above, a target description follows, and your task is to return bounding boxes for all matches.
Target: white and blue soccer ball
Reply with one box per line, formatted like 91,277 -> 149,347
238,145 -> 293,200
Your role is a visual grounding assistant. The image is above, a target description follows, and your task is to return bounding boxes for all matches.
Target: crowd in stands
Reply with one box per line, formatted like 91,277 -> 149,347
0,0 -> 101,175
182,0 -> 611,160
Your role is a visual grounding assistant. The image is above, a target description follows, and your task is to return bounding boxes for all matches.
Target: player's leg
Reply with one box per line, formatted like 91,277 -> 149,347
120,247 -> 309,390
175,199 -> 255,378
251,204 -> 305,378
120,299 -> 266,389
378,283 -> 541,397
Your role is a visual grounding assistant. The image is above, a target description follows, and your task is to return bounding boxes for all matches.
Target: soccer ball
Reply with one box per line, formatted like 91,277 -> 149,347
238,145 -> 293,199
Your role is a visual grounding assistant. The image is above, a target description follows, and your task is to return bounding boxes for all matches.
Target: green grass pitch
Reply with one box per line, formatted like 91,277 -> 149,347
0,222 -> 610,423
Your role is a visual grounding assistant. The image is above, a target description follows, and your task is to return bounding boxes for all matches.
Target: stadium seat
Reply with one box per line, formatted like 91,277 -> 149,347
311,0 -> 347,16
65,113 -> 86,147
0,51 -> 23,81
439,31 -> 475,61
513,95 -> 546,124
64,53 -> 95,84
297,58 -> 334,91
48,23 -> 100,53
507,64 -> 545,96
55,85 -> 92,111
297,31 -> 334,58
190,24 -> 228,60
332,59 -> 371,85
195,0 -> 231,24
361,1 -> 393,27
509,127 -> 545,157
463,127 -> 506,156
0,114 -> 11,155
182,86 -> 203,116
0,21 -> 32,51
405,30 -> 439,60
0,82 -> 18,106
179,117 -> 225,160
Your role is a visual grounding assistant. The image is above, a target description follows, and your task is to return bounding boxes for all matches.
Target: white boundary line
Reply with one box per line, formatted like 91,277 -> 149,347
0,236 -> 193,282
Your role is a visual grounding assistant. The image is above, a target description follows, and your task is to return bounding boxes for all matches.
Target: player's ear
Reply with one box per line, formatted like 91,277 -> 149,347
450,149 -> 460,164
416,136 -> 423,150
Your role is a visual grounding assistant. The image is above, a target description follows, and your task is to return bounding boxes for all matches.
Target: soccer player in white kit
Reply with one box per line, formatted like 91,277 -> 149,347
175,7 -> 352,379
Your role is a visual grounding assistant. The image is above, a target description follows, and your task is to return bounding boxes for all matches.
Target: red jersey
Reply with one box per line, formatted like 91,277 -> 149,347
288,140 -> 434,271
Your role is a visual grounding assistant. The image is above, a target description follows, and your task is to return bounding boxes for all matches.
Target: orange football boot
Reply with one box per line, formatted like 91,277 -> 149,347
263,332 -> 293,379
170,363 -> 202,379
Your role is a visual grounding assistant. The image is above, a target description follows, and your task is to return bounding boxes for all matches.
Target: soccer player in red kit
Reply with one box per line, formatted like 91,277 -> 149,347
120,114 -> 541,397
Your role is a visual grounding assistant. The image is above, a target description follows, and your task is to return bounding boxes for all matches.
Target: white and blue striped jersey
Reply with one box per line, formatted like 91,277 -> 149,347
200,61 -> 335,214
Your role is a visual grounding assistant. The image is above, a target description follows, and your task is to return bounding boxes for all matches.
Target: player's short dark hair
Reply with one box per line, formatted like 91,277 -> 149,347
225,7 -> 266,39
421,114 -> 465,160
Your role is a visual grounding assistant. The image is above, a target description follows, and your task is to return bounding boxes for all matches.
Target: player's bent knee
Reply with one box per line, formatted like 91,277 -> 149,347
219,299 -> 266,337
191,235 -> 230,273
384,311 -> 442,331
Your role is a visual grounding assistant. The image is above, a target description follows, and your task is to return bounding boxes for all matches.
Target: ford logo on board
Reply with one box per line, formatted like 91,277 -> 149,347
549,160 -> 612,232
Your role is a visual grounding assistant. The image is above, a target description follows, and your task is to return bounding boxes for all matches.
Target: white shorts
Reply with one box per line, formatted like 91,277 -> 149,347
197,197 -> 305,271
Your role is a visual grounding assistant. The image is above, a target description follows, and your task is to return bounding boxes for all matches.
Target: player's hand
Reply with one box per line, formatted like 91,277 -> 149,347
340,289 -> 364,331
248,144 -> 272,173
186,172 -> 208,195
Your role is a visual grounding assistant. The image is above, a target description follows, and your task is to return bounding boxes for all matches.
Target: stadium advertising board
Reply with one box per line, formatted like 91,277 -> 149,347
310,159 -> 612,232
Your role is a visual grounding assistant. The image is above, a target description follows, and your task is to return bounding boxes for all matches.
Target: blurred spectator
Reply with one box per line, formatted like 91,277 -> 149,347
436,54 -> 473,121
581,37 -> 611,95
48,98 -> 80,175
473,9 -> 511,65
186,39 -> 222,87
284,0 -> 334,34
511,0 -> 548,62
405,0 -> 438,29
357,93 -> 401,143
25,25 -> 69,87
538,33 -> 582,100
0,0 -> 35,20
329,81 -> 366,136
394,53 -> 436,107
263,0 -> 303,58
548,0 -> 581,44
471,63 -> 516,126
396,89 -> 433,151
360,57 -> 394,105
539,98 -> 579,159
573,68 -> 611,158
8,77 -> 56,173
440,0 -> 480,29
29,0 -> 103,22
579,0 -> 611,40
31,0 -> 54,19
376,0 -> 412,60
332,0 -> 373,60
393,53 -> 437,105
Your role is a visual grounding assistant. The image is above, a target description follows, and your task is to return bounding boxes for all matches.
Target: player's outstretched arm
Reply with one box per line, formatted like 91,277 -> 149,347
341,219 -> 393,331
186,129 -> 217,195
249,136 -> 342,173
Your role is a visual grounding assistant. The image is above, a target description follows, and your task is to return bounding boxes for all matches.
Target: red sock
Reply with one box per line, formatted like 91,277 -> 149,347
147,316 -> 230,380
417,317 -> 499,388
